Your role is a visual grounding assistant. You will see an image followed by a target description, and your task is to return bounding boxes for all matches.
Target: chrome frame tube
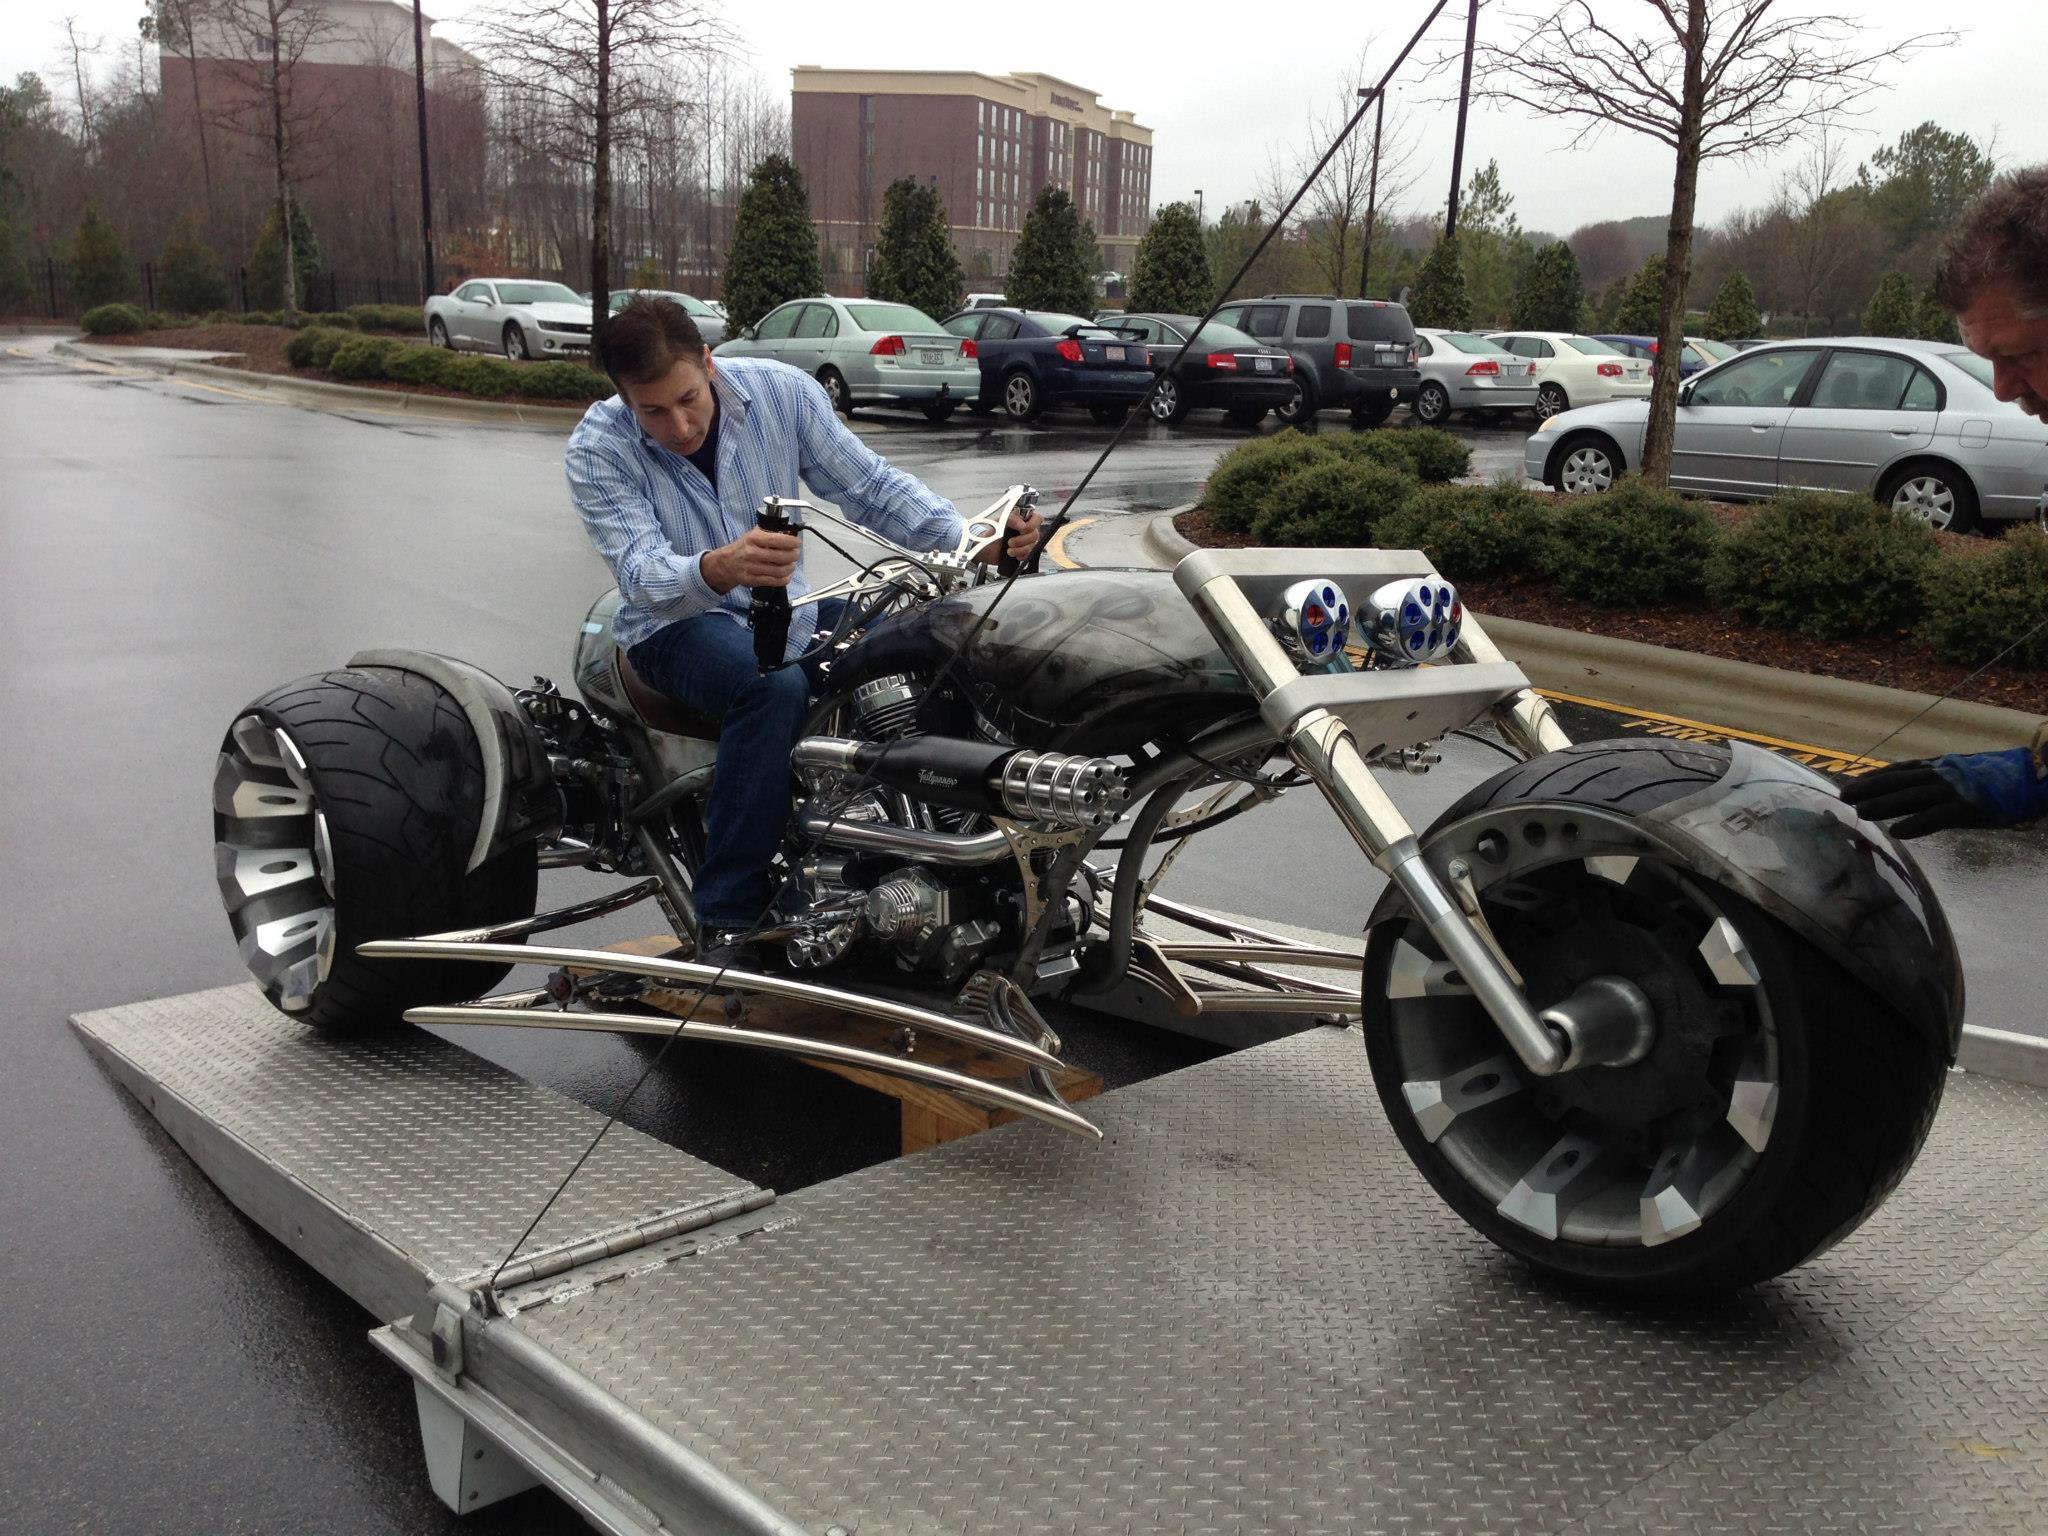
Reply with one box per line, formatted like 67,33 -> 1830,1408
1455,612 -> 1573,759
1156,943 -> 1361,971
1183,990 -> 1361,1017
414,878 -> 662,945
793,809 -> 1014,867
357,939 -> 1066,1073
403,1005 -> 1102,1141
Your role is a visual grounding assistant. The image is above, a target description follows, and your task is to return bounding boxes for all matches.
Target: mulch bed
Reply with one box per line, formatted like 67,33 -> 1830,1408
92,324 -> 600,412
1173,505 -> 2048,716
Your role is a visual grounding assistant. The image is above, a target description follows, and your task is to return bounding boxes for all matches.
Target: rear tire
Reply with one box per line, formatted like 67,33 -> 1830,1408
1148,375 -> 1192,424
1535,381 -> 1569,419
919,398 -> 958,422
1362,740 -> 1946,1296
1275,375 -> 1319,426
1413,380 -> 1451,425
214,666 -> 540,1033
1226,405 -> 1268,429
1880,460 -> 1980,535
1002,368 -> 1043,422
818,367 -> 853,416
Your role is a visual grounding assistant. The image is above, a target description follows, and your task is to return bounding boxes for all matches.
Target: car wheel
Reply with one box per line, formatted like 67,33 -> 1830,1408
428,318 -> 451,349
919,398 -> 958,423
1550,433 -> 1622,495
1413,380 -> 1451,425
817,367 -> 853,415
1225,406 -> 1268,429
1275,375 -> 1318,426
1535,382 -> 1569,419
1351,398 -> 1394,429
502,323 -> 529,362
966,399 -> 997,417
1002,369 -> 1043,422
1148,375 -> 1192,424
1880,462 -> 1980,535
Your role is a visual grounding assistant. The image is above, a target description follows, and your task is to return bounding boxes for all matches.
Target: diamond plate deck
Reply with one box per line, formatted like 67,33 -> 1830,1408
500,1026 -> 2048,1536
72,983 -> 765,1320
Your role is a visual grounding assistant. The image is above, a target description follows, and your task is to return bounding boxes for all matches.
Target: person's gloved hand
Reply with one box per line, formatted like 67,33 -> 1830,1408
1839,747 -> 2048,838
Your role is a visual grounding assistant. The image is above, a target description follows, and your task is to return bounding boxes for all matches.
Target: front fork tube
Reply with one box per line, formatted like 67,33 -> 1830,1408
1287,709 -> 1565,1077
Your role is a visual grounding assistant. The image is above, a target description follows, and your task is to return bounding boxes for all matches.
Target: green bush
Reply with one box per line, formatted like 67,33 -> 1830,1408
201,309 -> 235,325
1332,427 -> 1470,485
325,334 -> 406,381
80,302 -> 148,335
300,310 -> 358,331
445,355 -> 520,398
1540,475 -> 1717,605
241,310 -> 285,326
516,360 -> 613,401
1251,459 -> 1416,547
1200,430 -> 1334,534
1705,491 -> 1940,640
383,344 -> 458,387
347,303 -> 426,333
285,324 -> 347,368
1376,480 -> 1550,579
1914,527 -> 2048,669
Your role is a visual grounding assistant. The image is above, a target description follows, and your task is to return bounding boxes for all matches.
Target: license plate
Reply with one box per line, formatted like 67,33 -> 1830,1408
1254,356 -> 1273,373
919,348 -> 945,365
1106,345 -> 1126,361
1628,366 -> 1644,378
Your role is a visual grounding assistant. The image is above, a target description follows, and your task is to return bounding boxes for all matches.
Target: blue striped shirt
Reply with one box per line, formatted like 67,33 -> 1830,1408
565,356 -> 966,655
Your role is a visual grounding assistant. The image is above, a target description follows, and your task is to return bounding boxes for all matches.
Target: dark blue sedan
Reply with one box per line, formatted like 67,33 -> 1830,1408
940,307 -> 1157,423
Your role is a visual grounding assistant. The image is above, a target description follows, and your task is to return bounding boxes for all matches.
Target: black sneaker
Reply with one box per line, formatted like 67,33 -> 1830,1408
695,928 -> 765,971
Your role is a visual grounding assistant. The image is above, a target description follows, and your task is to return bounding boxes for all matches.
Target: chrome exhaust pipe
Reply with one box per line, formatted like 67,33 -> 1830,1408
793,807 -> 1015,866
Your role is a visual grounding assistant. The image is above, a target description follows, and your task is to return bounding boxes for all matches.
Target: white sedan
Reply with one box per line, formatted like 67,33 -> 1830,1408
424,279 -> 593,361
1485,331 -> 1652,420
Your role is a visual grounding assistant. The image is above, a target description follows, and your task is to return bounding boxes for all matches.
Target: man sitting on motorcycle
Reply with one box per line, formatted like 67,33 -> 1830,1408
568,294 -> 1041,963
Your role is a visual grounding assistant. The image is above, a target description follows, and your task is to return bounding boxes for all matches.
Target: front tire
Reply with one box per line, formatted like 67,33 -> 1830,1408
1413,380 -> 1451,425
1550,433 -> 1623,494
502,323 -> 529,362
213,666 -> 539,1033
428,318 -> 450,349
1362,740 -> 1946,1296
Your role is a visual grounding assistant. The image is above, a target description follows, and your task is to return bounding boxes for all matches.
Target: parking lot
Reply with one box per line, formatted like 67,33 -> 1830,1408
4,336 -> 2041,1533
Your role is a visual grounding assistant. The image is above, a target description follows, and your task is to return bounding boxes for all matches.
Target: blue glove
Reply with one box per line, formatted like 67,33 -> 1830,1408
1840,747 -> 2048,838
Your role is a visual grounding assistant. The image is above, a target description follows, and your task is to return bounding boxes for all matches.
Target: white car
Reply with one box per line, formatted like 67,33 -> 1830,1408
1412,328 -> 1539,424
424,278 -> 593,361
1485,330 -> 1652,420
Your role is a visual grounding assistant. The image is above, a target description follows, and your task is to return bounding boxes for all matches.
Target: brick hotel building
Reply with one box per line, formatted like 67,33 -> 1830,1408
791,68 -> 1154,291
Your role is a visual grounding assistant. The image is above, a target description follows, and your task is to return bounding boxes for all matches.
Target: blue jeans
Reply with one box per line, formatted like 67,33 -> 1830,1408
626,600 -> 842,931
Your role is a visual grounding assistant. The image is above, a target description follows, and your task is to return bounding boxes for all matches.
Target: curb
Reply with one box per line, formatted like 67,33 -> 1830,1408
56,340 -> 589,428
1128,507 -> 2045,761
7,323 -> 83,336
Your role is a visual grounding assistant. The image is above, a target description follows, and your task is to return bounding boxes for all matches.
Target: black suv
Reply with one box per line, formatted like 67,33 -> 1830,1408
1209,295 -> 1421,426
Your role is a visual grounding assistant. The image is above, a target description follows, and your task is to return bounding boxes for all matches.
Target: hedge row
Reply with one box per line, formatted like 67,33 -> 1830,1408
78,303 -> 424,335
284,326 -> 611,402
1200,435 -> 2048,668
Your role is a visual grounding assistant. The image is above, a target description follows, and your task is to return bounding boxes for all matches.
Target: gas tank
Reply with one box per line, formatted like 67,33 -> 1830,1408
836,567 -> 1255,754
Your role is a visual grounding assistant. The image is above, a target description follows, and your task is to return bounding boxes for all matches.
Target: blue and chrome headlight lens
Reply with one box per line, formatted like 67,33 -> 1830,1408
1363,577 -> 1462,665
1274,578 -> 1353,666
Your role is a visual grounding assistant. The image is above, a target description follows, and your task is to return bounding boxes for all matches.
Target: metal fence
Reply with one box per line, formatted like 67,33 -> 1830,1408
12,257 -> 423,320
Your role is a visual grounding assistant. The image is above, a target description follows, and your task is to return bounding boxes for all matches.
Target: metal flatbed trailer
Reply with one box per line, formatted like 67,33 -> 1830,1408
74,984 -> 2048,1535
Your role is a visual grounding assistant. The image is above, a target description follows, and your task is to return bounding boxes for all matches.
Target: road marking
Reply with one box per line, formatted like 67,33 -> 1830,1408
1537,688 -> 1886,773
1044,516 -> 1095,569
171,376 -> 281,405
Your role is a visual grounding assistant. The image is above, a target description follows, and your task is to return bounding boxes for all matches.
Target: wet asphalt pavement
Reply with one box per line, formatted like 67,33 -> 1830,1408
0,339 -> 2037,1534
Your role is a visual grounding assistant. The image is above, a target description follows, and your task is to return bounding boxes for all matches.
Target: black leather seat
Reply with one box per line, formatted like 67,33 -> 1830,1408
615,648 -> 722,740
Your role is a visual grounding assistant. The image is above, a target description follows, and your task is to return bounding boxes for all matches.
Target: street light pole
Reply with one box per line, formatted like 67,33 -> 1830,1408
1194,188 -> 1204,226
1359,88 -> 1383,297
411,0 -> 436,299
1444,0 -> 1478,238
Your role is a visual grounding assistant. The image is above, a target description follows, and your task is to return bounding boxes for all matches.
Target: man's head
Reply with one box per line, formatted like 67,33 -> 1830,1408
596,296 -> 717,454
1934,166 -> 2048,424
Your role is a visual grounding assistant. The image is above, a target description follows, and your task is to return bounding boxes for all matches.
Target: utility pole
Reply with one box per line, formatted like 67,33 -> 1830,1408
411,0 -> 436,299
1194,188 -> 1204,227
1358,88 -> 1383,297
1444,0 -> 1478,237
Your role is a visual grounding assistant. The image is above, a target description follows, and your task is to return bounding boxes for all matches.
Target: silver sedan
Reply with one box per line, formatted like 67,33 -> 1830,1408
608,288 -> 727,346
714,297 -> 980,421
1412,328 -> 1539,425
1524,337 -> 2048,533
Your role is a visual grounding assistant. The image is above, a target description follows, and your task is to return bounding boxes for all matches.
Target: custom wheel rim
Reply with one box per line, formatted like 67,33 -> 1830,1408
1374,808 -> 1781,1249
1560,445 -> 1615,494
213,714 -> 338,1012
1892,476 -> 1954,531
1004,375 -> 1034,416
1536,384 -> 1567,419
1150,378 -> 1179,420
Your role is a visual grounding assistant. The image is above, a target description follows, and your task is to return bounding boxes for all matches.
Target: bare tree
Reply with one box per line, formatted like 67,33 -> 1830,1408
59,18 -> 103,152
472,0 -> 726,332
1778,116 -> 1855,335
1473,2 -> 1951,483
140,0 -> 221,231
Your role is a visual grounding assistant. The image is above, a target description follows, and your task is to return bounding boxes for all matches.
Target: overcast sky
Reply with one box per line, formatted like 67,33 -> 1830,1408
9,0 -> 2045,236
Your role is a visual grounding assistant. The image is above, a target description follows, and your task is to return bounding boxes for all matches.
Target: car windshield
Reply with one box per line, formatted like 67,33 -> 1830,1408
494,282 -> 582,306
846,303 -> 941,333
1436,332 -> 1501,354
1693,338 -> 1736,361
1559,335 -> 1624,355
1941,350 -> 1994,388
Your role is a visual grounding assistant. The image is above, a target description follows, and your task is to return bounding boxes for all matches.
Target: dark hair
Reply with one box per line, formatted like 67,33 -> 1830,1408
1933,166 -> 2048,316
595,295 -> 707,385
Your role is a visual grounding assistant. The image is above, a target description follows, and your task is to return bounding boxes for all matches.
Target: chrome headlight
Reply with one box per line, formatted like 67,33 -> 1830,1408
1274,578 -> 1353,665
1362,577 -> 1462,666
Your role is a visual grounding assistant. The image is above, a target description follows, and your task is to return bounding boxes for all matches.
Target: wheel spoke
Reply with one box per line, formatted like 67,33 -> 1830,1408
1383,936 -> 1472,998
1697,914 -> 1761,987
1496,1132 -> 1605,1239
1725,1077 -> 1779,1153
215,844 -> 321,907
1401,1054 -> 1522,1143
1584,854 -> 1638,886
